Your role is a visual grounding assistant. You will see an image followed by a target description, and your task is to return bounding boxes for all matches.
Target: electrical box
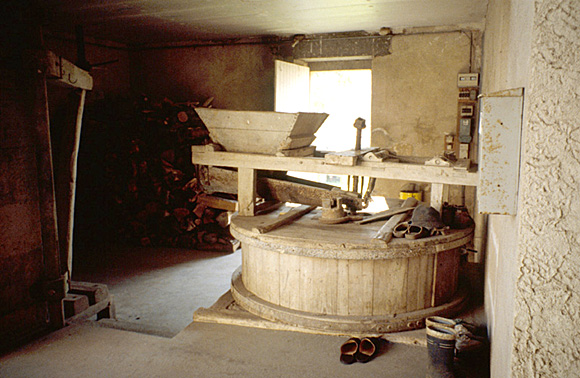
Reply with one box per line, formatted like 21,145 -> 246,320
478,88 -> 524,215
457,73 -> 479,88
460,105 -> 474,117
459,118 -> 472,143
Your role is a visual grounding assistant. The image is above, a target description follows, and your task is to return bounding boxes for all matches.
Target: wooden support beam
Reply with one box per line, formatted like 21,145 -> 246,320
192,150 -> 478,187
430,183 -> 450,213
33,62 -> 65,329
197,193 -> 237,212
238,168 -> 257,216
56,89 -> 87,281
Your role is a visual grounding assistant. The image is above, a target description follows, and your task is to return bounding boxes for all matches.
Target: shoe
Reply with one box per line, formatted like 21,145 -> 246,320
426,316 -> 486,354
340,337 -> 359,364
425,316 -> 457,331
355,337 -> 379,363
405,225 -> 430,239
455,331 -> 486,354
426,325 -> 456,378
393,222 -> 410,238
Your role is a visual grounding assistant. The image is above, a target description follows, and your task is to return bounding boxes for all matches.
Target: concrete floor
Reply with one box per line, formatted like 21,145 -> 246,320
0,244 -> 489,377
0,321 -> 430,377
71,244 -> 242,337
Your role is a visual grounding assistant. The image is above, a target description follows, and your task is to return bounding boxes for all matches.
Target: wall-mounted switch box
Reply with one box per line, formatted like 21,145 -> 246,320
459,88 -> 478,101
459,118 -> 472,143
458,73 -> 479,88
460,105 -> 474,117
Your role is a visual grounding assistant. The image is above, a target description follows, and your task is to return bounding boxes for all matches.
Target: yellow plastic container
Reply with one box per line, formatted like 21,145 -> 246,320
399,190 -> 422,201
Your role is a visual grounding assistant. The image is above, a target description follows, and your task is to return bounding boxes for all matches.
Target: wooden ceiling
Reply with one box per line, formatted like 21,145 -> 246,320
43,0 -> 488,45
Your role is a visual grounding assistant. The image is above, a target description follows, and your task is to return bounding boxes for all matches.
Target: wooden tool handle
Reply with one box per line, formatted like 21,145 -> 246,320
372,198 -> 418,244
253,205 -> 317,234
357,206 -> 417,225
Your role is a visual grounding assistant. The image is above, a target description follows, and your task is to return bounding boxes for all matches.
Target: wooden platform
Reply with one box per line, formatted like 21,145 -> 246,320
193,289 -> 429,345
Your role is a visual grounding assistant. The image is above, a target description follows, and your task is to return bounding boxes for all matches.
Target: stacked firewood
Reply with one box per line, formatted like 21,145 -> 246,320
103,95 -> 237,251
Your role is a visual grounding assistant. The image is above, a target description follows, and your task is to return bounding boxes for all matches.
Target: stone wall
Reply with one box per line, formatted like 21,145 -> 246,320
512,1 -> 580,376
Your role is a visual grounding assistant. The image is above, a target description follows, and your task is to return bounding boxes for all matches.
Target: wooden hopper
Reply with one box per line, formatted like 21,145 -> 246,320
195,108 -> 328,155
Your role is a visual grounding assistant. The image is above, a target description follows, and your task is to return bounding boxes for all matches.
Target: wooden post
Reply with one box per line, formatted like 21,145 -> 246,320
34,58 -> 65,329
238,168 -> 257,216
430,183 -> 449,213
62,89 -> 86,281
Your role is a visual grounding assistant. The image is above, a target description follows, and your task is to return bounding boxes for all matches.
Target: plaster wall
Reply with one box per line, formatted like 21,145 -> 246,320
131,45 -> 275,111
371,32 -> 471,200
511,1 -> 580,376
479,0 -> 533,376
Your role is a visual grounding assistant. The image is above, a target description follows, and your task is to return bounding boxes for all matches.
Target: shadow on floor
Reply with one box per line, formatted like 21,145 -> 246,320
72,243 -> 242,336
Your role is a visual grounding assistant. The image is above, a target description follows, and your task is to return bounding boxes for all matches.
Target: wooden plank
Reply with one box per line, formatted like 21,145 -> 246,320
405,256 -> 422,312
424,254 -> 435,308
298,255 -> 315,312
360,260 -> 374,315
33,68 -> 64,329
242,245 -> 255,295
346,260 -> 373,316
276,145 -> 316,157
252,205 -> 316,234
192,150 -> 479,186
372,260 -> 389,315
324,147 -> 378,166
385,258 -> 409,314
278,253 -> 301,309
347,260 -> 363,315
430,183 -> 449,213
56,89 -> 87,281
308,257 -> 338,315
308,257 -> 326,314
197,193 -> 237,211
259,248 -> 280,305
44,50 -> 93,90
336,259 -> 349,316
238,168 -> 257,216
357,206 -> 417,225
432,249 -> 460,306
322,258 -> 338,315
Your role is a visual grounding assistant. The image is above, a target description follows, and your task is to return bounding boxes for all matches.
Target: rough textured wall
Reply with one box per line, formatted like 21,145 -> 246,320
479,0 -> 533,376
512,1 -> 580,376
131,44 -> 275,110
371,32 -> 471,200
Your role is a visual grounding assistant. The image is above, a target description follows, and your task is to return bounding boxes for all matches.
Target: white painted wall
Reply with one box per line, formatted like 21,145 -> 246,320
483,0 -> 580,376
480,0 -> 533,376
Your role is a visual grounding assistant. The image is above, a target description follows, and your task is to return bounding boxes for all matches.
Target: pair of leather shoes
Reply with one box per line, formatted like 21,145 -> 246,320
340,337 -> 381,364
393,222 -> 430,239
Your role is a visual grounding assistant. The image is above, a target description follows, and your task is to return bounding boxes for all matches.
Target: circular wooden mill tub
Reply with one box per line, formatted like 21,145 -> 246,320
230,207 -> 473,335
